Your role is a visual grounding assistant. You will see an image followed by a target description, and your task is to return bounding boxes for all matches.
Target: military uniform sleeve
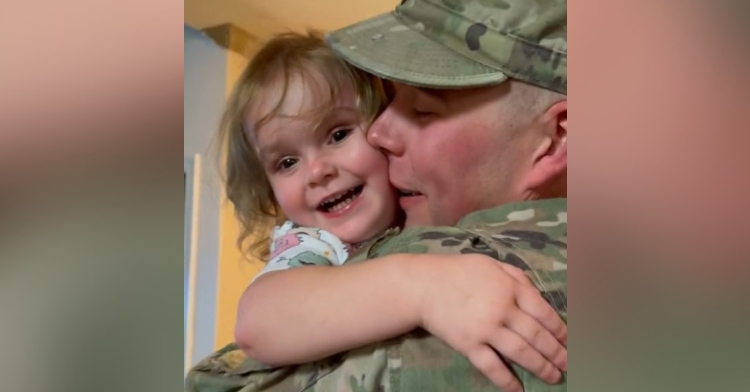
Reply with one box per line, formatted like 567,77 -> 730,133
185,342 -> 385,392
185,342 -> 319,392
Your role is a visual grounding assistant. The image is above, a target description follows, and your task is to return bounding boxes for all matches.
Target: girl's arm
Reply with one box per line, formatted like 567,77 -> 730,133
235,253 -> 422,365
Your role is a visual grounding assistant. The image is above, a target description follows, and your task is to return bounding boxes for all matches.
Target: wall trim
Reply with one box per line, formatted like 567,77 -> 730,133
202,23 -> 260,59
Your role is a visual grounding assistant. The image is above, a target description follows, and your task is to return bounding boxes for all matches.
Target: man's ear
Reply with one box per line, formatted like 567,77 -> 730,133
523,100 -> 567,191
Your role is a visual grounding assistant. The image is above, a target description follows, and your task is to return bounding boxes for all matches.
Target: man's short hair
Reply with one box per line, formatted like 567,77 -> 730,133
327,0 -> 566,94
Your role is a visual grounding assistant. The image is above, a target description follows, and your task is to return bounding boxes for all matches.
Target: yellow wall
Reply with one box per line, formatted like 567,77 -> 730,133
213,48 -> 267,349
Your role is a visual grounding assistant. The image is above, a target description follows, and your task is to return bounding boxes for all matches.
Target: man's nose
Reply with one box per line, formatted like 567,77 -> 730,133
367,105 -> 404,156
307,157 -> 337,186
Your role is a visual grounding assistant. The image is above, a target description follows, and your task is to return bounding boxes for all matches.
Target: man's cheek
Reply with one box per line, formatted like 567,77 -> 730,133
410,150 -> 438,184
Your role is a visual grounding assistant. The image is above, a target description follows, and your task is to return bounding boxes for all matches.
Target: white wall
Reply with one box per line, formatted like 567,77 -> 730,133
211,47 -> 270,350
183,24 -> 227,371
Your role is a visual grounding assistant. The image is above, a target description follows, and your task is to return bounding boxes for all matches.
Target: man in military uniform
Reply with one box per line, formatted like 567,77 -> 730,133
186,0 -> 567,390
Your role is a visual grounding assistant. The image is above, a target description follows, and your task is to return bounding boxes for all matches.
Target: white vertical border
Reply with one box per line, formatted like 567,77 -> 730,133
184,154 -> 202,375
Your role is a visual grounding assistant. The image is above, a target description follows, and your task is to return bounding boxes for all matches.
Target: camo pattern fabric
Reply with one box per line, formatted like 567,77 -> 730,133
327,0 -> 567,93
185,198 -> 567,392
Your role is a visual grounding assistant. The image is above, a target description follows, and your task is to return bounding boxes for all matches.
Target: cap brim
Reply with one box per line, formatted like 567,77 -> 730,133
327,12 -> 507,89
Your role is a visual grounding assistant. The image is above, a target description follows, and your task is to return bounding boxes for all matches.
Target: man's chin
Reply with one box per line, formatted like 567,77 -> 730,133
403,210 -> 433,228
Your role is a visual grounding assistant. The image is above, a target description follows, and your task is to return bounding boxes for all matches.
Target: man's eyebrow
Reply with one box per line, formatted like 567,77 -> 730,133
416,87 -> 448,104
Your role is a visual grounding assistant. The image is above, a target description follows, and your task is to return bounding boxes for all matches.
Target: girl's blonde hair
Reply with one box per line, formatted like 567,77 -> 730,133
218,30 -> 385,260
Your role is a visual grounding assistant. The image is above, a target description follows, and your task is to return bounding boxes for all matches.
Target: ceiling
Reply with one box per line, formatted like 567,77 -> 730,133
185,0 -> 396,40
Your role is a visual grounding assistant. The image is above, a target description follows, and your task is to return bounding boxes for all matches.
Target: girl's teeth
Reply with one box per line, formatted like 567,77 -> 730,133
328,196 -> 354,212
325,191 -> 349,206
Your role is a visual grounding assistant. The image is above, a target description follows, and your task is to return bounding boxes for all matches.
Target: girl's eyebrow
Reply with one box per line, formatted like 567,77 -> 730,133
257,145 -> 278,161
254,133 -> 285,162
315,106 -> 360,130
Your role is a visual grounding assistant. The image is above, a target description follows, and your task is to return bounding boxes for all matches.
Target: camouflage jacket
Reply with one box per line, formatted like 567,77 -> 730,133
186,198 -> 567,392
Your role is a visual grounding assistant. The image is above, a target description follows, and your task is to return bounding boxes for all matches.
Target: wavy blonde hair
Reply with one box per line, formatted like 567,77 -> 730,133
217,31 -> 385,260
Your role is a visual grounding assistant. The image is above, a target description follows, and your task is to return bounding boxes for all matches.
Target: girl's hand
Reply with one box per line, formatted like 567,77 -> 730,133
414,254 -> 567,392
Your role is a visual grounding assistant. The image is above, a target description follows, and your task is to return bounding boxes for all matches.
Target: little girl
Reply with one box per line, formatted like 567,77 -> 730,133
218,31 -> 566,385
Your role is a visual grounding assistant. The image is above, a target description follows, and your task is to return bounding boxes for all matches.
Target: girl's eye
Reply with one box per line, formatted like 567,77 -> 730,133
276,157 -> 298,171
329,128 -> 353,144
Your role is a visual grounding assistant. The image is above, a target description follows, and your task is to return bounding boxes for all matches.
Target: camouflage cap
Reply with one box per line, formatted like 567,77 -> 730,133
327,0 -> 567,94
